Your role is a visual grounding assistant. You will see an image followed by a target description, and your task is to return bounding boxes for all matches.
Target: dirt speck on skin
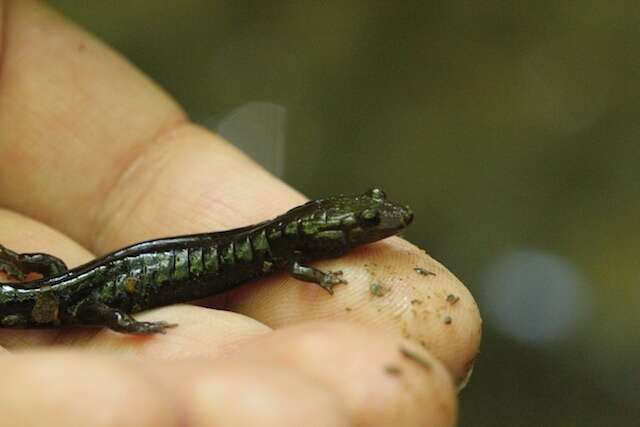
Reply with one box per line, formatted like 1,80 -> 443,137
413,267 -> 435,277
399,345 -> 432,371
443,316 -> 452,325
401,323 -> 412,339
446,294 -> 460,305
410,299 -> 423,305
369,281 -> 390,297
364,263 -> 379,277
345,307 -> 352,312
384,364 -> 403,376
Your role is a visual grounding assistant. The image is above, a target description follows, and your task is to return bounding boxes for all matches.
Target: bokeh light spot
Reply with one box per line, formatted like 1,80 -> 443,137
481,249 -> 590,345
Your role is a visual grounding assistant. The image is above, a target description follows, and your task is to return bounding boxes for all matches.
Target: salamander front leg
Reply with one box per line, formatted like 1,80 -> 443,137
76,302 -> 177,335
0,244 -> 68,281
288,261 -> 347,295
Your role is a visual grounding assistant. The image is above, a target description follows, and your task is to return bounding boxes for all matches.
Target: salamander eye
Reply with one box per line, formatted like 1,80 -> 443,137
361,209 -> 380,225
366,188 -> 387,201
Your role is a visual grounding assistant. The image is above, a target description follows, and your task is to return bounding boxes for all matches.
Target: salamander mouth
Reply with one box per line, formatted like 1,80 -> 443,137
401,207 -> 413,227
380,204 -> 413,231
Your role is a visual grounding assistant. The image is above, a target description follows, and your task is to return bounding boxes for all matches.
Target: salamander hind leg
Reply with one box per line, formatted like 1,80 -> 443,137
0,245 -> 68,281
76,301 -> 177,335
288,261 -> 347,295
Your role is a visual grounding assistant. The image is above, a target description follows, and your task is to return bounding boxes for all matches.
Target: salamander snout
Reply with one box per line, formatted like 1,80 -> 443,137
401,206 -> 414,227
378,202 -> 413,231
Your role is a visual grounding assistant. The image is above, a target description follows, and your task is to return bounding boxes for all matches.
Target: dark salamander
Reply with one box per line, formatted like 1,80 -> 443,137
0,189 -> 412,334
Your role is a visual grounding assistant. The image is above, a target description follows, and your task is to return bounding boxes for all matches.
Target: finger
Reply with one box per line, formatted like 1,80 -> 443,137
132,321 -> 456,426
226,237 -> 482,382
170,360 -> 350,427
0,351 -> 180,427
2,350 -> 348,427
5,320 -> 458,427
227,321 -> 457,426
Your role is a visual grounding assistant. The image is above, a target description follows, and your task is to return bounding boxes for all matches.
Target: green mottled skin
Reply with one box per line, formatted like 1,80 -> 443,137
0,189 -> 412,334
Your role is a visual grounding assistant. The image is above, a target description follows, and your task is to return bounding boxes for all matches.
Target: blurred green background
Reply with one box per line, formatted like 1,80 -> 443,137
48,1 -> 639,425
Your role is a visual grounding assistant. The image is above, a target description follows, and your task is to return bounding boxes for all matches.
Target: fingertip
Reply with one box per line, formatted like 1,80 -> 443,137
392,239 -> 483,383
230,236 -> 482,385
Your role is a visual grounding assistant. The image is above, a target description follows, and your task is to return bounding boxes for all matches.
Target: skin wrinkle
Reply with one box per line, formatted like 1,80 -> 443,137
195,187 -> 251,228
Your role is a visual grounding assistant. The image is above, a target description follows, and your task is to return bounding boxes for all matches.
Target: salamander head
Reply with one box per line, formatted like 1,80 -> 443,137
280,188 -> 413,258
336,188 -> 413,246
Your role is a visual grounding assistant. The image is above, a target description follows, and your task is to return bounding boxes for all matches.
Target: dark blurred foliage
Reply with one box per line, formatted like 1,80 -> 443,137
48,1 -> 640,425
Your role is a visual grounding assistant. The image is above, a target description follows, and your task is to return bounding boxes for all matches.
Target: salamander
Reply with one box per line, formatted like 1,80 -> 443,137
0,188 -> 412,334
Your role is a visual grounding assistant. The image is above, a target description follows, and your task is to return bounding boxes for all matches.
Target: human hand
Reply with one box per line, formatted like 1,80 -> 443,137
0,2 -> 481,426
